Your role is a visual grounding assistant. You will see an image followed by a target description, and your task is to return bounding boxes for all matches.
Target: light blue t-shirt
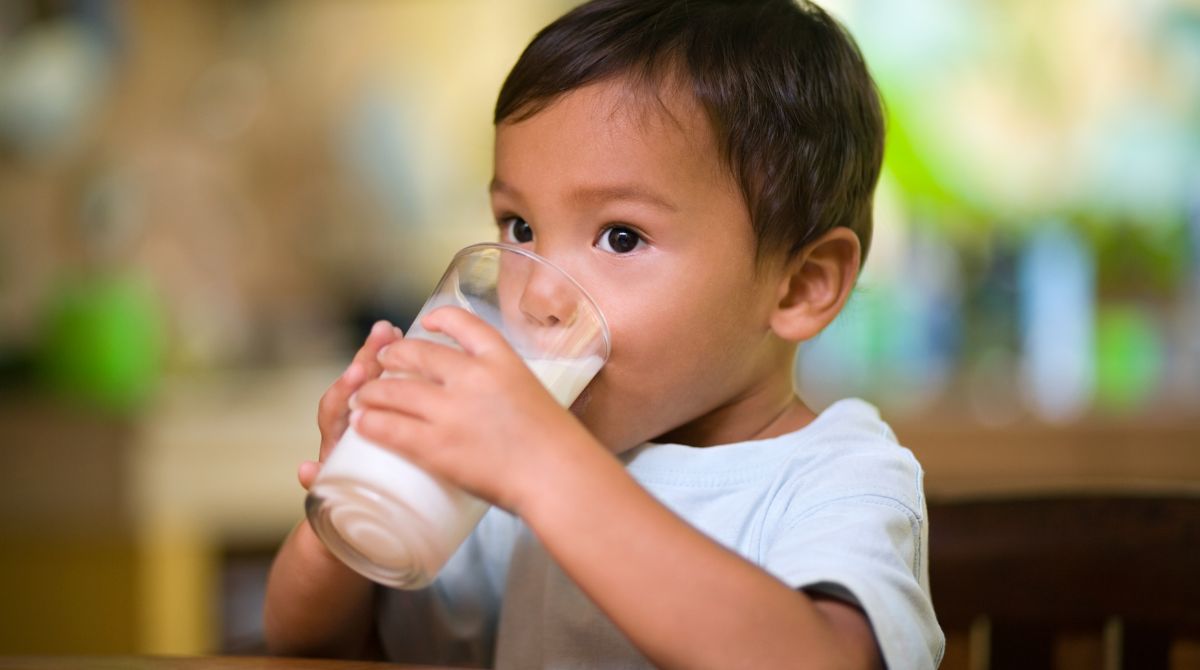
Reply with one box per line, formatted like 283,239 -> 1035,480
377,399 -> 945,668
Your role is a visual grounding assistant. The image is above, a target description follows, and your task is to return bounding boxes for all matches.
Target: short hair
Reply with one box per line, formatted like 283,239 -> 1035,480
495,0 -> 884,266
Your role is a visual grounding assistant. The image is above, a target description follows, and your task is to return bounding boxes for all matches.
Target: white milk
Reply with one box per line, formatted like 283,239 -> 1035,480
524,356 -> 605,406
308,353 -> 605,588
310,427 -> 488,588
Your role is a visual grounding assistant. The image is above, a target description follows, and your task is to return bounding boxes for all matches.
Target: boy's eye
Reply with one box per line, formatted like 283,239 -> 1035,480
501,217 -> 534,244
597,226 -> 642,254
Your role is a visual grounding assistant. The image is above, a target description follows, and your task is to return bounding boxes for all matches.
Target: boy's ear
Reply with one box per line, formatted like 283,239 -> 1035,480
769,227 -> 861,342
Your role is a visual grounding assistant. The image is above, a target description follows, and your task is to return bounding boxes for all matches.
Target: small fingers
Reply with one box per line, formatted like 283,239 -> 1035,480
317,321 -> 404,445
376,337 -> 471,385
353,408 -> 435,467
298,460 -> 321,491
351,320 -> 406,381
353,375 -> 448,420
421,307 -> 511,358
317,362 -> 364,443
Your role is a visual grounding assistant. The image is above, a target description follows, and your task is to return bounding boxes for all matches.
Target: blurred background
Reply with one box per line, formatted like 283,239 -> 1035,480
0,0 -> 1196,667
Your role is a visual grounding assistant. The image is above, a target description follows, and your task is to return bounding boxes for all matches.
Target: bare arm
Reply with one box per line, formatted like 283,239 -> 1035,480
264,519 -> 378,658
516,439 -> 884,670
263,321 -> 402,658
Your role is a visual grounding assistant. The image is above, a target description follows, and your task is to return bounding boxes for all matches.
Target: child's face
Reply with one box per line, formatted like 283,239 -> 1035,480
491,78 -> 794,452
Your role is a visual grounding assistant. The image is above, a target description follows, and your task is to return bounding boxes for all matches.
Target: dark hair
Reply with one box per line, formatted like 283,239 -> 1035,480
495,0 -> 884,265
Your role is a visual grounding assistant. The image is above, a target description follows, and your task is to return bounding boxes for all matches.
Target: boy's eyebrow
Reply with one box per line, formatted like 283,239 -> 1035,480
490,177 -> 679,213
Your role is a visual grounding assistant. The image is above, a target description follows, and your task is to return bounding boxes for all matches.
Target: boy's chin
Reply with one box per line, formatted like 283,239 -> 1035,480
568,393 -> 642,455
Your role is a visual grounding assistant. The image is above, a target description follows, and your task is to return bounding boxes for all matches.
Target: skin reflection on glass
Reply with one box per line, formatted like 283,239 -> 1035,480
494,247 -> 601,363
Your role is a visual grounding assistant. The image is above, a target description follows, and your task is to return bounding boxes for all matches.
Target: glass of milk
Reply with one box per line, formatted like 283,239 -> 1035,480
305,243 -> 610,589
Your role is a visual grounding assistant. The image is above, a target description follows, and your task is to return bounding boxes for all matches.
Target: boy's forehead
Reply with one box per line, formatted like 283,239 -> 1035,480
600,73 -> 703,133
515,73 -> 705,133
495,76 -> 723,178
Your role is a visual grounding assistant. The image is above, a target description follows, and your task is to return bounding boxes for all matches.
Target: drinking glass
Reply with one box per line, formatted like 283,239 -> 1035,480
306,243 -> 610,588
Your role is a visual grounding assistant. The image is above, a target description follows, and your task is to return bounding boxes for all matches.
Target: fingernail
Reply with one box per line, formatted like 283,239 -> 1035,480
377,345 -> 390,361
350,409 -> 363,426
371,320 -> 390,337
343,363 -> 361,383
393,326 -> 404,338
348,392 -> 360,410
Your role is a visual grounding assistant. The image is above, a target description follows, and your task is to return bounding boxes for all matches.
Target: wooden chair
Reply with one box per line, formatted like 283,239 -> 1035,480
928,496 -> 1200,670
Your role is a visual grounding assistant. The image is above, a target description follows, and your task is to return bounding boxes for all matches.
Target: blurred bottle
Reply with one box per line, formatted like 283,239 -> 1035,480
1017,222 -> 1096,423
886,226 -> 962,413
962,233 -> 1023,426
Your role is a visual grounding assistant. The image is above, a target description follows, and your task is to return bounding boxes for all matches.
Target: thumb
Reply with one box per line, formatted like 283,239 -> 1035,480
298,460 -> 322,491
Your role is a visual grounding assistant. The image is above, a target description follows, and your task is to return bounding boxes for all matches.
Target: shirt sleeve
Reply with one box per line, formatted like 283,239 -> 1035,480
763,488 -> 944,669
375,507 -> 519,666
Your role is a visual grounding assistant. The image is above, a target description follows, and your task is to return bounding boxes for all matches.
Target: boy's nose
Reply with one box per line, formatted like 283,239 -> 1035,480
519,262 -> 577,329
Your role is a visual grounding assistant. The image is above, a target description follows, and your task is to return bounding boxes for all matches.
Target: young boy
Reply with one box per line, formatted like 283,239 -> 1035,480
265,0 -> 943,667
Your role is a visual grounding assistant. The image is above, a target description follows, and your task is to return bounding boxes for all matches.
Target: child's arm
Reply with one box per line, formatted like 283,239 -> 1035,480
516,440 -> 883,670
353,309 -> 883,669
263,519 -> 378,658
263,321 -> 402,658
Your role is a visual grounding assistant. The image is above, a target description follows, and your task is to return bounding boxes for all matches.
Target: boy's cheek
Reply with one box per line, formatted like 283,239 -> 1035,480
568,386 -> 594,416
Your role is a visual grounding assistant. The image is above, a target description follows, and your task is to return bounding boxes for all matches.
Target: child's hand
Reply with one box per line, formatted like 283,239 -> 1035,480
351,306 -> 598,512
299,320 -> 404,490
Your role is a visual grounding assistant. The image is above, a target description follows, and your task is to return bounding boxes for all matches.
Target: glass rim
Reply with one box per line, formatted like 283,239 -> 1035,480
451,242 -> 612,362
